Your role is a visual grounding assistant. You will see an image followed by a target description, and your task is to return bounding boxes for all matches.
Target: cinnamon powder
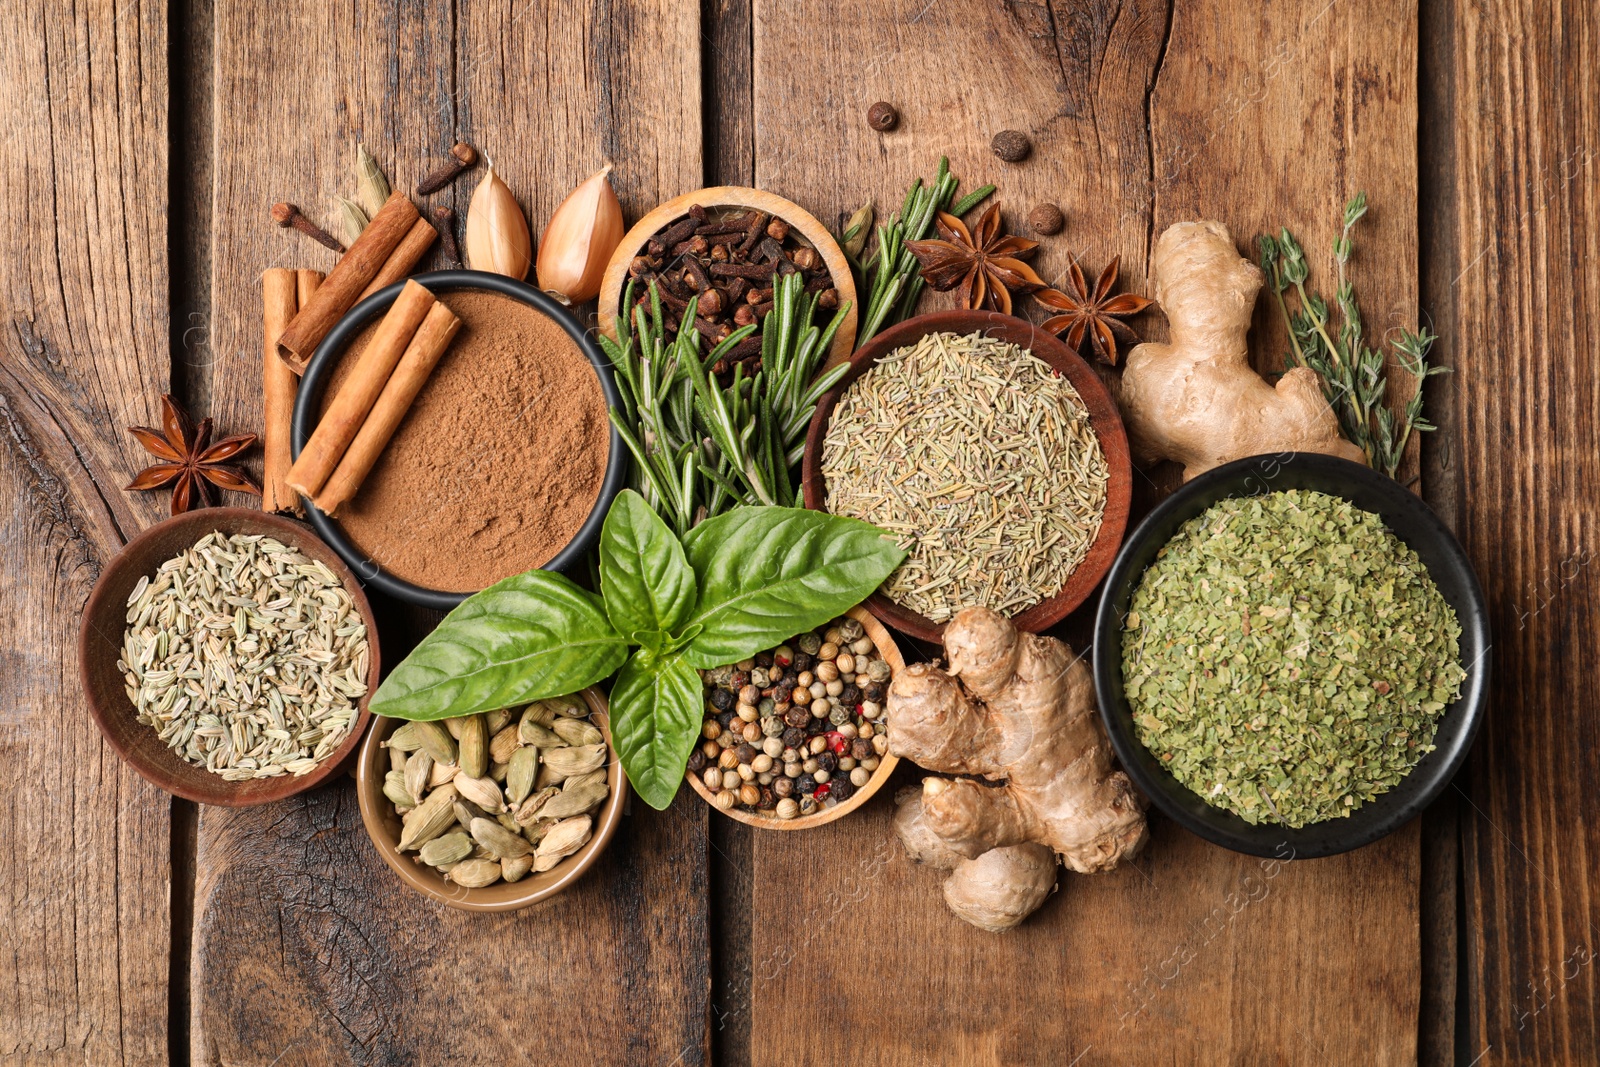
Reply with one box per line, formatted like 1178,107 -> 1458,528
322,289 -> 609,592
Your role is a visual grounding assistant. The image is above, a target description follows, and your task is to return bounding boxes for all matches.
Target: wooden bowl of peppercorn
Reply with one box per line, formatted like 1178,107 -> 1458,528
685,605 -> 902,830
597,186 -> 858,372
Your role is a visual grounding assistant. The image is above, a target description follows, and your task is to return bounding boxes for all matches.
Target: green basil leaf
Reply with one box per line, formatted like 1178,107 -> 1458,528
679,507 -> 906,669
370,570 -> 627,721
609,649 -> 703,810
599,489 -> 697,638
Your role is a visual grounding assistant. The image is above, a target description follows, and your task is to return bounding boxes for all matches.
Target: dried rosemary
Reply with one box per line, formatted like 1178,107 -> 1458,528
821,331 -> 1108,622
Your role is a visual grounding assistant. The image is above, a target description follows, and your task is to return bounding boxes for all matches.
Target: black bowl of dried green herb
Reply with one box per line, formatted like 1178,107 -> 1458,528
1093,452 -> 1489,858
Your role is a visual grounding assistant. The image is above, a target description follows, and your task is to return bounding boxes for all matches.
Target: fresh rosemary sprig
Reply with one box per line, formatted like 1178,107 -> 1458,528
844,158 -> 994,344
1258,193 -> 1449,479
599,276 -> 851,535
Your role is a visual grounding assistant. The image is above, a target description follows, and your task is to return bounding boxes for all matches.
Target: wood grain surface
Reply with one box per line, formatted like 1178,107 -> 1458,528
188,1 -> 710,1063
1437,0 -> 1600,1061
745,1 -> 1424,1063
4,0 -> 1598,1061
0,1 -> 175,1062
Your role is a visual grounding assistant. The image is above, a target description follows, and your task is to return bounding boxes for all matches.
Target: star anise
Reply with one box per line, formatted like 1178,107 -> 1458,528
126,394 -> 261,515
906,203 -> 1045,315
1036,254 -> 1154,366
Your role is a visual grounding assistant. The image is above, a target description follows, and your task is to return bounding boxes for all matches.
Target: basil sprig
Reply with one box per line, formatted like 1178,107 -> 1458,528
370,490 -> 905,810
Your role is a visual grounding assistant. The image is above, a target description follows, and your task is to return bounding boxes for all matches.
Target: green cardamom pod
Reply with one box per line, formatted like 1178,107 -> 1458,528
470,816 -> 532,859
446,857 -> 502,888
842,202 -> 874,259
417,831 -> 472,868
500,853 -> 534,883
413,720 -> 458,766
458,713 -> 489,779
551,717 -> 602,747
404,750 -> 433,804
397,783 -> 459,852
519,718 -> 565,748
383,771 -> 416,810
454,774 -> 505,813
540,743 -> 607,781
541,779 -> 608,820
386,721 -> 426,752
506,746 -> 539,804
354,142 -> 390,218
332,195 -> 369,247
485,707 -> 514,735
515,786 -> 560,827
489,725 -> 521,765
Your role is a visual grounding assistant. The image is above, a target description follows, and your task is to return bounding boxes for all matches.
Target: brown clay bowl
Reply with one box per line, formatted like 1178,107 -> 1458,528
78,508 -> 379,806
597,186 -> 858,366
356,688 -> 626,912
801,310 -> 1133,644
685,605 -> 902,830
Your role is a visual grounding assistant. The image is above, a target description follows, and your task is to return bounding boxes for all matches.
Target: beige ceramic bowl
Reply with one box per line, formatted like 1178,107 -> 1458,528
356,687 -> 625,912
686,605 -> 902,829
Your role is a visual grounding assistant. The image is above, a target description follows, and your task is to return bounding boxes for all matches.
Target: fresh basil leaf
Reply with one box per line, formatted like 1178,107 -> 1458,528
609,649 -> 703,810
370,570 -> 627,721
599,489 -> 697,638
679,507 -> 906,669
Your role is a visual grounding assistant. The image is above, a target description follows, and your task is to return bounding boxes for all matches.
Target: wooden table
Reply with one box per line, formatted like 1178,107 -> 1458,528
2,0 -> 1592,1062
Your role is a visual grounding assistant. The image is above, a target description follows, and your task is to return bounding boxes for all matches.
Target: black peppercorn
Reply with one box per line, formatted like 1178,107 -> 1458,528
687,749 -> 707,773
816,751 -> 838,774
796,773 -> 818,796
754,651 -> 774,668
758,785 -> 776,810
863,682 -> 885,703
729,670 -> 750,690
773,776 -> 795,799
830,776 -> 856,803
866,101 -> 899,131
735,742 -> 759,765
991,129 -> 1031,162
792,651 -> 813,673
774,680 -> 795,702
710,687 -> 736,711
851,738 -> 873,762
839,684 -> 862,706
784,705 -> 810,729
782,726 -> 806,750
717,710 -> 737,729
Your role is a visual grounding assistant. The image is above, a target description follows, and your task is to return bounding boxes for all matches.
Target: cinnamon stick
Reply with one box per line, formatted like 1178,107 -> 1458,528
358,215 -> 440,301
276,191 -> 420,374
285,279 -> 436,502
313,300 -> 462,516
296,268 -> 323,306
261,269 -> 300,514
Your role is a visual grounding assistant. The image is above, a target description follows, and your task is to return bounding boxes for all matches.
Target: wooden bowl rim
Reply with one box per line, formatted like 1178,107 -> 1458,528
355,687 -> 627,913
685,605 -> 902,830
597,185 -> 858,367
799,310 -> 1134,644
77,507 -> 380,806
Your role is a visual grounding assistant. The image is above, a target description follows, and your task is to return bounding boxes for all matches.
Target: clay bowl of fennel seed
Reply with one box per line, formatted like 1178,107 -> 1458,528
801,310 -> 1132,644
79,508 -> 379,806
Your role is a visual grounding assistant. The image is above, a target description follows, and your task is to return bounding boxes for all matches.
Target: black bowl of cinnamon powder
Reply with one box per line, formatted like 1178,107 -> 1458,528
291,270 -> 626,609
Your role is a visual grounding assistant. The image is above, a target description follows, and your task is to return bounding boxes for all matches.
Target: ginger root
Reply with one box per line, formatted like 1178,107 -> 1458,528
1118,220 -> 1365,480
888,608 -> 1147,931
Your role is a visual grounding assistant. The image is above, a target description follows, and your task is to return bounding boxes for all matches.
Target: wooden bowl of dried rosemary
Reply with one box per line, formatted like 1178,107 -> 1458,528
79,508 -> 380,806
800,310 -> 1133,644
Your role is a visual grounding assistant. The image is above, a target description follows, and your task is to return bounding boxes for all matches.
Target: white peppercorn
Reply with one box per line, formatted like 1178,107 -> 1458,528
839,756 -> 857,771
809,681 -> 826,700
752,753 -> 774,774
872,734 -> 889,755
862,756 -> 880,771
737,763 -> 756,782
861,700 -> 882,719
757,771 -> 774,785
809,736 -> 828,755
850,767 -> 871,787
826,679 -> 844,697
762,736 -> 784,758
803,757 -> 820,774
851,637 -> 874,656
858,722 -> 874,738
776,798 -> 800,820
703,767 -> 722,791
736,658 -> 755,671
799,795 -> 818,816
813,769 -> 830,784
721,769 -> 741,790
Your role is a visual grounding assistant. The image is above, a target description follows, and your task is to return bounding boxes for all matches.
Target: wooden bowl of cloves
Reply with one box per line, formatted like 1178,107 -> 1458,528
598,186 -> 858,373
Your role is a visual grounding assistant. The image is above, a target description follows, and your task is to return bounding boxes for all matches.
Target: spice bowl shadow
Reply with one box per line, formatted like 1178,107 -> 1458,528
800,309 -> 1133,644
355,687 -> 626,912
1092,452 -> 1491,859
78,508 -> 380,806
685,605 -> 902,829
291,270 -> 628,610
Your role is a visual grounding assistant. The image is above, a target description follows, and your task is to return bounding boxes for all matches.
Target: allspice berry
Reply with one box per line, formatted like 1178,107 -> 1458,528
991,129 -> 1032,162
1028,203 -> 1065,235
867,101 -> 899,132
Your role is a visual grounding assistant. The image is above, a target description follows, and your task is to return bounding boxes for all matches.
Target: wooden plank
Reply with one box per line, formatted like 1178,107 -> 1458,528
191,2 -> 710,1063
1439,0 -> 1600,1061
746,1 -> 1424,1062
0,1 -> 175,1062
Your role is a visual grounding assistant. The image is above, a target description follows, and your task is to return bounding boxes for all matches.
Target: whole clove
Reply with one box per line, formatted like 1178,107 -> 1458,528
416,142 -> 478,196
433,206 -> 461,263
271,203 -> 345,253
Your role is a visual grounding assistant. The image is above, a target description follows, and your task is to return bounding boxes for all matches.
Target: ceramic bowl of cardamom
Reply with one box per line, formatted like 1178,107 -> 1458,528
1093,452 -> 1490,859
79,508 -> 380,807
355,687 -> 627,912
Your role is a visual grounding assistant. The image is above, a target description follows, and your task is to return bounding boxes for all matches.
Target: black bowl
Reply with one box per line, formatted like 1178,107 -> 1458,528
1093,452 -> 1490,858
291,270 -> 627,610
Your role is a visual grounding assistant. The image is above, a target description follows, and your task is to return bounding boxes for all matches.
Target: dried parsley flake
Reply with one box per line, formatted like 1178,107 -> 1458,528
1121,489 -> 1466,827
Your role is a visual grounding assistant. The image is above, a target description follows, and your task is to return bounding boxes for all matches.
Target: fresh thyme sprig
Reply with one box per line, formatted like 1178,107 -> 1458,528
1258,193 -> 1449,479
841,158 -> 995,344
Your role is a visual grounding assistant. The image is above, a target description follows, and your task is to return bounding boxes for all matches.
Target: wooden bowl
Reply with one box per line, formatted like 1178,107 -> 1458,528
685,605 -> 902,830
356,688 -> 626,912
800,310 -> 1133,644
598,186 -> 858,366
78,508 -> 379,806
